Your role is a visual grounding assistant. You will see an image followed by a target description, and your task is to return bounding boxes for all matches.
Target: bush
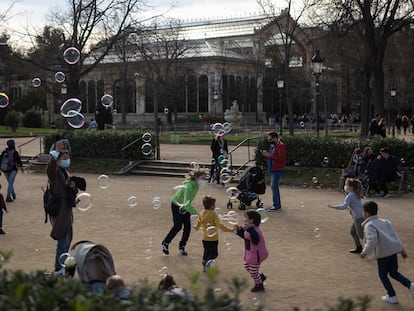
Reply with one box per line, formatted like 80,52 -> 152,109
21,109 -> 42,128
4,111 -> 20,132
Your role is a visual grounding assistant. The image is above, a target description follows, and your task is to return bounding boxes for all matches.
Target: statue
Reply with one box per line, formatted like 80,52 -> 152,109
224,100 -> 243,127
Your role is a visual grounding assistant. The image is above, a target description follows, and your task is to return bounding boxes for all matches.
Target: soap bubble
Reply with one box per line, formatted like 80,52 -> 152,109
63,47 -> 81,65
217,155 -> 225,165
0,93 -> 9,108
60,98 -> 82,117
312,176 -> 318,184
322,156 -> 329,167
142,132 -> 152,143
101,94 -> 113,108
144,249 -> 152,260
206,225 -> 218,237
152,196 -> 161,209
66,110 -> 85,128
163,107 -> 169,114
58,252 -> 71,267
211,123 -> 225,136
54,71 -> 65,83
76,192 -> 92,211
32,78 -> 41,88
257,208 -> 269,223
252,297 -> 260,306
300,121 -> 305,128
128,32 -> 139,44
225,211 -> 239,225
223,122 -> 232,134
189,162 -> 199,170
158,266 -> 168,277
141,143 -> 153,156
173,185 -> 190,208
226,187 -> 240,200
97,175 -> 110,189
178,206 -> 188,214
314,227 -> 320,238
205,259 -> 216,269
128,196 -> 138,208
190,214 -> 199,224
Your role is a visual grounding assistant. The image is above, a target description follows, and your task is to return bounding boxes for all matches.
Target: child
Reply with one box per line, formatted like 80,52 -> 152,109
235,210 -> 269,292
0,183 -> 8,234
352,148 -> 364,177
360,201 -> 414,304
194,195 -> 235,271
161,169 -> 207,256
328,178 -> 364,254
106,275 -> 130,299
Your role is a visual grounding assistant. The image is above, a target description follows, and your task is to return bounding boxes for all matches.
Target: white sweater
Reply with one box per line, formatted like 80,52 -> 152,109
361,215 -> 405,260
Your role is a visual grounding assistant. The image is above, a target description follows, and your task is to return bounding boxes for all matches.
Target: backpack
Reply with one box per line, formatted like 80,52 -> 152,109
0,151 -> 12,172
42,183 -> 61,223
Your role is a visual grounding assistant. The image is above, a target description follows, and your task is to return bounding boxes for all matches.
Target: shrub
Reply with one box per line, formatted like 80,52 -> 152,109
21,109 -> 42,128
4,111 -> 20,132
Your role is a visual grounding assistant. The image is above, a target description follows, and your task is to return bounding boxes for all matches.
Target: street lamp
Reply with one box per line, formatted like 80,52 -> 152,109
311,50 -> 324,137
277,78 -> 284,135
390,85 -> 396,137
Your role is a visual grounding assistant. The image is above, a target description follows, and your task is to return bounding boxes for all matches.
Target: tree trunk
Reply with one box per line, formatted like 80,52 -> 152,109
360,65 -> 371,138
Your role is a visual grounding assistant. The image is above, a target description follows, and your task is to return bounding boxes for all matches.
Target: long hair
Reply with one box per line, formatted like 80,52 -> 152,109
346,178 -> 363,198
185,169 -> 207,181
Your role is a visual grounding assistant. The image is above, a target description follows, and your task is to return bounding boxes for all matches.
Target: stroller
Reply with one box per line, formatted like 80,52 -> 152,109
227,166 -> 266,210
68,240 -> 116,292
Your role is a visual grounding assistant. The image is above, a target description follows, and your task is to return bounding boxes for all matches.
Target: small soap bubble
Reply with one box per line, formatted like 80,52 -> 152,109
223,122 -> 232,134
159,266 -> 168,277
128,32 -> 139,44
220,173 -> 232,184
0,93 -> 9,108
97,174 -> 110,189
128,196 -> 138,208
66,110 -> 85,128
189,162 -> 199,170
190,214 -> 199,224
142,132 -> 152,143
101,94 -> 113,108
214,288 -> 222,293
141,143 -> 153,156
32,78 -> 41,88
54,71 -> 65,83
206,225 -> 218,237
300,121 -> 305,128
63,47 -> 81,65
144,249 -> 152,260
152,196 -> 161,209
252,297 -> 260,306
58,252 -> 71,267
76,192 -> 92,211
226,187 -> 240,200
257,208 -> 269,223
163,107 -> 169,114
314,227 -> 320,238
312,176 -> 318,184
211,123 -> 225,136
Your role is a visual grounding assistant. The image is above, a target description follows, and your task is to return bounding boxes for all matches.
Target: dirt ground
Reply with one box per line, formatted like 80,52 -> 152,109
1,169 -> 414,311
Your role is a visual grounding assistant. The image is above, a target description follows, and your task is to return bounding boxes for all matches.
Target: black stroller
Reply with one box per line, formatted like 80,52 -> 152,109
227,166 -> 266,210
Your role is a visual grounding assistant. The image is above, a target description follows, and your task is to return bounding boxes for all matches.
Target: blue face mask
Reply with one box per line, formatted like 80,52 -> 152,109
59,159 -> 71,169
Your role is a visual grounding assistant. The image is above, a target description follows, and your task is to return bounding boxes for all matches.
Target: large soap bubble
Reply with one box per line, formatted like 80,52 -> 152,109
101,94 -> 113,108
226,187 -> 240,200
141,143 -> 153,156
97,175 -> 110,189
60,98 -> 82,117
63,47 -> 81,65
32,78 -> 41,88
76,192 -> 92,211
66,110 -> 85,129
0,93 -> 9,108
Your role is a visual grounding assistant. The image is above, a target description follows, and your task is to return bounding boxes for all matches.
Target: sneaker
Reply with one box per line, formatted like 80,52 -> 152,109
260,273 -> 267,282
383,194 -> 391,198
251,284 -> 265,292
161,242 -> 169,255
381,295 -> 398,304
53,267 -> 66,276
268,206 -> 281,212
5,198 -> 13,203
0,229 -> 6,234
178,246 -> 188,256
12,193 -> 16,200
409,282 -> 414,299
349,247 -> 362,254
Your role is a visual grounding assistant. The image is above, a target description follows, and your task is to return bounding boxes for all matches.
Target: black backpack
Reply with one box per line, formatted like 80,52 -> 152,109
42,183 -> 61,223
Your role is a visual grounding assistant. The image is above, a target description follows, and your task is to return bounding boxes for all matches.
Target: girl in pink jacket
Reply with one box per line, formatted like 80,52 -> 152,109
236,210 -> 269,292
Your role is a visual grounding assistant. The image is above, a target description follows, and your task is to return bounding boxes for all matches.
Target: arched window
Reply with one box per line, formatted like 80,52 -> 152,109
187,75 -> 197,112
249,77 -> 257,112
96,80 -> 105,111
198,75 -> 208,112
114,79 -> 136,113
87,80 -> 96,113
145,79 -> 154,113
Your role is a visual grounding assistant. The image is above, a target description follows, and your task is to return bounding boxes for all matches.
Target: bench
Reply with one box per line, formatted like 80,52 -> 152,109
28,153 -> 51,165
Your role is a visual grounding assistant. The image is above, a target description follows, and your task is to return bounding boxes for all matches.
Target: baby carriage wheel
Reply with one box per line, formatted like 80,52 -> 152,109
238,202 -> 246,210
227,199 -> 233,209
256,199 -> 264,209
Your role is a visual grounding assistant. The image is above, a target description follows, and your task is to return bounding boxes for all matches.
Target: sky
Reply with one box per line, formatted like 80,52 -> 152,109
2,0 -> 277,47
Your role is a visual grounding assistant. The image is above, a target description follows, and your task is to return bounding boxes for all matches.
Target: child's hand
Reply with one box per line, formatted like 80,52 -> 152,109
360,253 -> 366,259
401,250 -> 408,259
328,204 -> 334,208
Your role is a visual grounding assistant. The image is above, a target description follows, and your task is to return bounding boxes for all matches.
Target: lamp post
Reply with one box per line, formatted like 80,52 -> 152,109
277,78 -> 284,135
311,50 -> 324,137
390,85 -> 396,137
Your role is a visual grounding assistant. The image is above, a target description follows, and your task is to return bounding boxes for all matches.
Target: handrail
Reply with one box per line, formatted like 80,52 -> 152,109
121,137 -> 142,151
228,136 -> 261,172
17,136 -> 43,156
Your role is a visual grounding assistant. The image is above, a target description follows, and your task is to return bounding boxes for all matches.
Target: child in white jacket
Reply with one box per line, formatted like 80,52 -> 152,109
360,201 -> 414,304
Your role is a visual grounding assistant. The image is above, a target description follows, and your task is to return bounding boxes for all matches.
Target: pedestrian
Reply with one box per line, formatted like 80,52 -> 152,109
210,134 -> 228,184
401,115 -> 409,135
328,178 -> 364,254
360,201 -> 414,304
193,195 -> 235,271
0,183 -> 8,234
0,139 -> 24,202
47,139 -> 80,275
87,118 -> 98,130
394,115 -> 402,135
161,169 -> 207,256
235,210 -> 269,292
261,132 -> 286,211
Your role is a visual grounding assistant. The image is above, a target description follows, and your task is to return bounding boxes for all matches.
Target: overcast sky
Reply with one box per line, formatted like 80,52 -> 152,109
3,0 -> 277,46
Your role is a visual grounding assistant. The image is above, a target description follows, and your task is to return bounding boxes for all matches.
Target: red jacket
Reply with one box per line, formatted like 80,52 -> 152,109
269,141 -> 287,171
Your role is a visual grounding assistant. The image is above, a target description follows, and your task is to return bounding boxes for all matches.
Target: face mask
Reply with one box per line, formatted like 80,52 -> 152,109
59,159 -> 71,169
197,179 -> 206,188
344,185 -> 349,193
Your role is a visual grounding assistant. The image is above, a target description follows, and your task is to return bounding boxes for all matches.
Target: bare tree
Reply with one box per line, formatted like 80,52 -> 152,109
311,0 -> 414,137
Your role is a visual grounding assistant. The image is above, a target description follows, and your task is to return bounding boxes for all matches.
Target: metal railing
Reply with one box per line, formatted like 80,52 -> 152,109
228,136 -> 261,174
17,136 -> 43,156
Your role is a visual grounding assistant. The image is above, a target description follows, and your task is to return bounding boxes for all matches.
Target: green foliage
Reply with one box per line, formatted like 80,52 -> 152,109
4,111 -> 20,132
14,89 -> 47,113
43,131 -> 155,160
21,109 -> 42,128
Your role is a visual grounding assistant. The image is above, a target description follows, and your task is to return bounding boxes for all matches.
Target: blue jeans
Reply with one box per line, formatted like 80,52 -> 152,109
377,254 -> 411,297
55,234 -> 70,271
269,170 -> 284,209
4,170 -> 17,200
